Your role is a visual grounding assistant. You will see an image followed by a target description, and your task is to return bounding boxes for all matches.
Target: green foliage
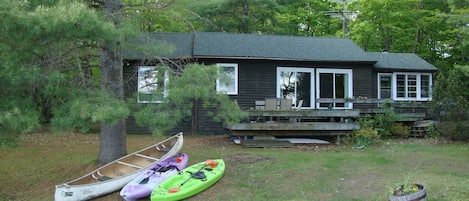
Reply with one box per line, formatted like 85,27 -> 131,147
356,114 -> 375,128
353,115 -> 380,148
123,0 -> 190,32
0,108 -> 41,146
388,165 -> 422,197
0,0 -> 122,145
187,0 -> 280,33
137,0 -> 341,36
132,64 -> 247,136
428,68 -> 469,141
391,123 -> 410,139
426,122 -> 440,139
276,0 -> 341,36
347,0 -> 463,70
374,102 -> 398,137
51,90 -> 130,133
353,102 -> 403,147
352,127 -> 380,148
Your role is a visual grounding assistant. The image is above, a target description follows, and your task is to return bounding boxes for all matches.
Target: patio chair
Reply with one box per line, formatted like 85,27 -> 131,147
279,98 -> 292,111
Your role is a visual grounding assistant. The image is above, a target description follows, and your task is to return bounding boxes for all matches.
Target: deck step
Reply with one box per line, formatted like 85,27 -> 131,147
410,127 -> 427,137
409,120 -> 434,137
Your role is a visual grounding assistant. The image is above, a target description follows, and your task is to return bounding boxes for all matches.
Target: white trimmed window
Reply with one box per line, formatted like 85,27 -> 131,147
316,69 -> 353,109
277,67 -> 314,108
216,63 -> 238,95
394,73 -> 432,101
378,73 -> 393,99
137,66 -> 168,103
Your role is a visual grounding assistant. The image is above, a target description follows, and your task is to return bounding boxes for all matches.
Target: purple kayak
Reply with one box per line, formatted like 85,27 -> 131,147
120,153 -> 188,201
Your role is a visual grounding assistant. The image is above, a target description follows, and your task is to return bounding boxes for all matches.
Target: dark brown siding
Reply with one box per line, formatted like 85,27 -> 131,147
123,59 -> 377,134
353,64 -> 376,110
199,59 -> 376,134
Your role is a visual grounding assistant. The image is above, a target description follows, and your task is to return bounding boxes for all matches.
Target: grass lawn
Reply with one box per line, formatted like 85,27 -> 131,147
0,132 -> 468,201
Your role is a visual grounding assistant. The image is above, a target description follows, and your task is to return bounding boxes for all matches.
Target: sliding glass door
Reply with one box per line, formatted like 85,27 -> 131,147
277,67 -> 314,108
316,69 -> 353,109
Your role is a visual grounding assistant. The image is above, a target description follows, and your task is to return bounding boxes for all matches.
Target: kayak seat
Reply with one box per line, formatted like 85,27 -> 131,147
190,171 -> 207,181
156,165 -> 179,173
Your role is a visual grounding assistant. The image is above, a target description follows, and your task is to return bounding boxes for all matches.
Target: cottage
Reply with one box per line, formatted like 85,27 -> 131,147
123,32 -> 438,138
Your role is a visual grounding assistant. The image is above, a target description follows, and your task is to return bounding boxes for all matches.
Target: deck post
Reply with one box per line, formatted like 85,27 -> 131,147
336,135 -> 341,145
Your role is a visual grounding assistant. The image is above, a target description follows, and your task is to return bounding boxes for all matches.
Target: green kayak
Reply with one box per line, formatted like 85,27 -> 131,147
151,159 -> 225,201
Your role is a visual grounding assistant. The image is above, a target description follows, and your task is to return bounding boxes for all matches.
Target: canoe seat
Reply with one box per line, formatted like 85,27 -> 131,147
117,161 -> 143,169
135,153 -> 159,161
92,171 -> 113,181
156,145 -> 171,153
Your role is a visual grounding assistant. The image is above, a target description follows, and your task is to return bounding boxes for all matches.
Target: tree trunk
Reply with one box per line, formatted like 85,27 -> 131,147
98,0 -> 127,165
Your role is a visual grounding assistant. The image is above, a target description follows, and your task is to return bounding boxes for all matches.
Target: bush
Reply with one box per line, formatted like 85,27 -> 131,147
391,123 -> 410,138
374,102 -> 398,137
428,68 -> 469,141
426,123 -> 440,139
352,127 -> 380,148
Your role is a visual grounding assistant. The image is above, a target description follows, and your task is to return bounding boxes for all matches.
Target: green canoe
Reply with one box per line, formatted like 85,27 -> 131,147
151,159 -> 225,201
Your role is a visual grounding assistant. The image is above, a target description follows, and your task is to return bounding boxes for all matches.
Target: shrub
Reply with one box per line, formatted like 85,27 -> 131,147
426,123 -> 440,139
428,68 -> 469,141
374,103 -> 398,137
391,123 -> 410,138
352,127 -> 380,148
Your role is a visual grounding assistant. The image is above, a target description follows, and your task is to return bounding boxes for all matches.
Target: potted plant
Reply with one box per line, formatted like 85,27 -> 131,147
388,166 -> 427,201
388,182 -> 427,201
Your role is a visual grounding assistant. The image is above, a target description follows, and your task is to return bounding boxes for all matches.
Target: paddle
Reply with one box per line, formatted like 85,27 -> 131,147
140,155 -> 184,184
139,165 -> 165,184
168,160 -> 218,193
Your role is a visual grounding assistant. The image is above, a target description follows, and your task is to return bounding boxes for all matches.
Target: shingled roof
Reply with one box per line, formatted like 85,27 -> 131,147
367,52 -> 438,71
192,32 -> 373,62
125,32 -> 437,71
126,32 -> 374,62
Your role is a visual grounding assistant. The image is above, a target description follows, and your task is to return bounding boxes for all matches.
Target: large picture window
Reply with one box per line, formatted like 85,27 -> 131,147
378,73 -> 432,101
394,73 -> 432,100
216,63 -> 238,95
277,67 -> 314,108
316,69 -> 353,109
137,66 -> 168,103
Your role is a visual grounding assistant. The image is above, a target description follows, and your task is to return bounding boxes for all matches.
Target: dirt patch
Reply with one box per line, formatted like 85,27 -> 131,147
225,153 -> 273,165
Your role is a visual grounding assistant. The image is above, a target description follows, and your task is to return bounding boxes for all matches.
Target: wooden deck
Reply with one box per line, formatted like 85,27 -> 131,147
318,98 -> 429,121
226,109 -> 360,144
230,122 -> 359,131
226,98 -> 429,144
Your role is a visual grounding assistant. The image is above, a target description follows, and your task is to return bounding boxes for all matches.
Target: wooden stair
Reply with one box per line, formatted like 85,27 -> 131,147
409,120 -> 433,137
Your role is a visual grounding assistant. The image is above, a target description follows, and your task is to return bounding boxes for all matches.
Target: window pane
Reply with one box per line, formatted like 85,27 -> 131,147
421,75 -> 430,98
407,75 -> 417,98
379,75 -> 392,99
280,71 -> 311,108
296,72 -> 311,107
138,66 -> 166,103
319,73 -> 333,107
396,74 -> 406,98
217,64 -> 238,95
335,74 -> 345,107
218,66 -> 236,94
280,71 -> 295,100
138,67 -> 157,93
